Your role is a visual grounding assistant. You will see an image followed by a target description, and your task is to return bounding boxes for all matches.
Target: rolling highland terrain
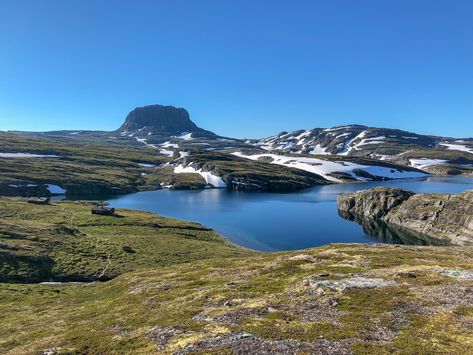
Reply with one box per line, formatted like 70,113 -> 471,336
1,104 -> 472,197
1,105 -> 473,354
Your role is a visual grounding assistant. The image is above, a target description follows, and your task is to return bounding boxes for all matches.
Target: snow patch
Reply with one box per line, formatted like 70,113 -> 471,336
177,132 -> 193,140
0,153 -> 60,158
338,131 -> 367,156
439,143 -> 473,154
159,149 -> 174,157
309,144 -> 329,155
232,152 -> 427,183
174,165 -> 226,188
161,141 -> 179,148
409,159 -> 448,169
137,163 -> 157,168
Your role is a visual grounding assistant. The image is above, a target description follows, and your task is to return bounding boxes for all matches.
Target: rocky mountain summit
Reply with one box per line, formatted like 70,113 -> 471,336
337,187 -> 473,245
118,104 -> 217,139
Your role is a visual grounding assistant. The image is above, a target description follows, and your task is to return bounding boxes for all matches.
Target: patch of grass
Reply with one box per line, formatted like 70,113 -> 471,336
0,132 -> 169,195
0,198 -> 252,282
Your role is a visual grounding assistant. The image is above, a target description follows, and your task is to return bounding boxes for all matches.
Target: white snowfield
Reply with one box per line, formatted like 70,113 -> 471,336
161,141 -> 179,148
0,153 -> 60,158
159,149 -> 174,157
174,164 -> 227,188
133,137 -> 175,156
137,163 -> 157,168
177,132 -> 193,140
309,144 -> 329,155
409,159 -> 448,169
338,132 -> 386,156
338,131 -> 367,156
134,137 -> 157,149
232,152 -> 427,183
439,143 -> 473,155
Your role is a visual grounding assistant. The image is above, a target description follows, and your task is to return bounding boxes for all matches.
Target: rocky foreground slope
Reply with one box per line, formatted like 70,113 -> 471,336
1,199 -> 473,354
337,188 -> 473,246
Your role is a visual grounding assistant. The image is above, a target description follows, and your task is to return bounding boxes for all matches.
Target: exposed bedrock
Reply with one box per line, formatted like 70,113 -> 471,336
337,187 -> 473,246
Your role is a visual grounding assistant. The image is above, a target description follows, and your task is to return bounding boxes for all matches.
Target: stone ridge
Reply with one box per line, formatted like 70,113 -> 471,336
337,188 -> 473,245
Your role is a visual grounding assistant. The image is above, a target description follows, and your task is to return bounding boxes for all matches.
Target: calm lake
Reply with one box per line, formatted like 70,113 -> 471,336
81,176 -> 473,251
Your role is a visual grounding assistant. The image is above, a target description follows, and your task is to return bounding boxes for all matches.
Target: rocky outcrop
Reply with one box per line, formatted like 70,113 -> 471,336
337,188 -> 473,245
118,104 -> 216,138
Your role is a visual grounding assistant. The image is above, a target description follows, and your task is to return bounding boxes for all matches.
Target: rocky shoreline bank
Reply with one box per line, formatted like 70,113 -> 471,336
337,187 -> 473,246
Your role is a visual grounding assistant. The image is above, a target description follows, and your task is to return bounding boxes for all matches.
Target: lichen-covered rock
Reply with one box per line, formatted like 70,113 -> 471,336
337,188 -> 473,245
310,277 -> 396,291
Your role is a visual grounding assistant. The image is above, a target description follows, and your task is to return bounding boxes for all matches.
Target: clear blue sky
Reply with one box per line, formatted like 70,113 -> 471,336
0,0 -> 472,138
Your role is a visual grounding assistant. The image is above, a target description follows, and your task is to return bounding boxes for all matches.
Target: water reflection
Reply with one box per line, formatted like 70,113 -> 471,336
337,210 -> 448,246
59,176 -> 473,251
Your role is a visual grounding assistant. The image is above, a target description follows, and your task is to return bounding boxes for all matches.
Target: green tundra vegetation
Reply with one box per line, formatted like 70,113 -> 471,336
1,198 -> 473,354
0,132 -> 333,193
0,198 -> 251,283
0,132 -> 169,194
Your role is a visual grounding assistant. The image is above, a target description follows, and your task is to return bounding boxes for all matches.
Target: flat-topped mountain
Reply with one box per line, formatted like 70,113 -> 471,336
118,104 -> 217,139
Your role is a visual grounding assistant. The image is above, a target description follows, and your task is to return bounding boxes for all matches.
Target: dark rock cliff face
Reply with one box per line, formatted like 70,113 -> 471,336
337,187 -> 415,219
337,188 -> 473,245
118,104 -> 216,138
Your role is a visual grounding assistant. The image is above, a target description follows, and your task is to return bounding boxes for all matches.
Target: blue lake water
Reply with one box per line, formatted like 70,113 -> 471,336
83,176 -> 473,251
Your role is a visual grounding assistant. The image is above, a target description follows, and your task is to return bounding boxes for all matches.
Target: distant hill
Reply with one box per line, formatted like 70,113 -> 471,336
1,104 -> 472,195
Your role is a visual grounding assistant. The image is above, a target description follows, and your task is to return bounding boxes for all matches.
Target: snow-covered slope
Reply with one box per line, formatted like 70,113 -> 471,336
246,126 -> 473,175
232,152 -> 428,183
247,125 -> 438,157
174,164 -> 227,188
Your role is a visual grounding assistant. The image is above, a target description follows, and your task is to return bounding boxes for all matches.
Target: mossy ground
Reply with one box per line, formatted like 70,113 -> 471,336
0,132 -> 171,194
0,198 -> 251,282
1,215 -> 473,355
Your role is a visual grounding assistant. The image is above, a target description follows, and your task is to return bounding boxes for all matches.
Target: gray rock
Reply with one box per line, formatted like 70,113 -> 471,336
337,188 -> 473,246
434,268 -> 473,280
310,277 -> 396,291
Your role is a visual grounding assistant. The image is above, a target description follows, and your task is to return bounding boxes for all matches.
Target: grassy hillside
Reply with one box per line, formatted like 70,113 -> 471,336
0,132 -> 169,195
1,242 -> 473,354
179,152 -> 330,191
0,198 -> 251,282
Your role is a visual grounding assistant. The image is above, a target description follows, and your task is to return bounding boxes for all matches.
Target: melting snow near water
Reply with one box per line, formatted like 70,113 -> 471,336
232,152 -> 427,183
174,165 -> 227,188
